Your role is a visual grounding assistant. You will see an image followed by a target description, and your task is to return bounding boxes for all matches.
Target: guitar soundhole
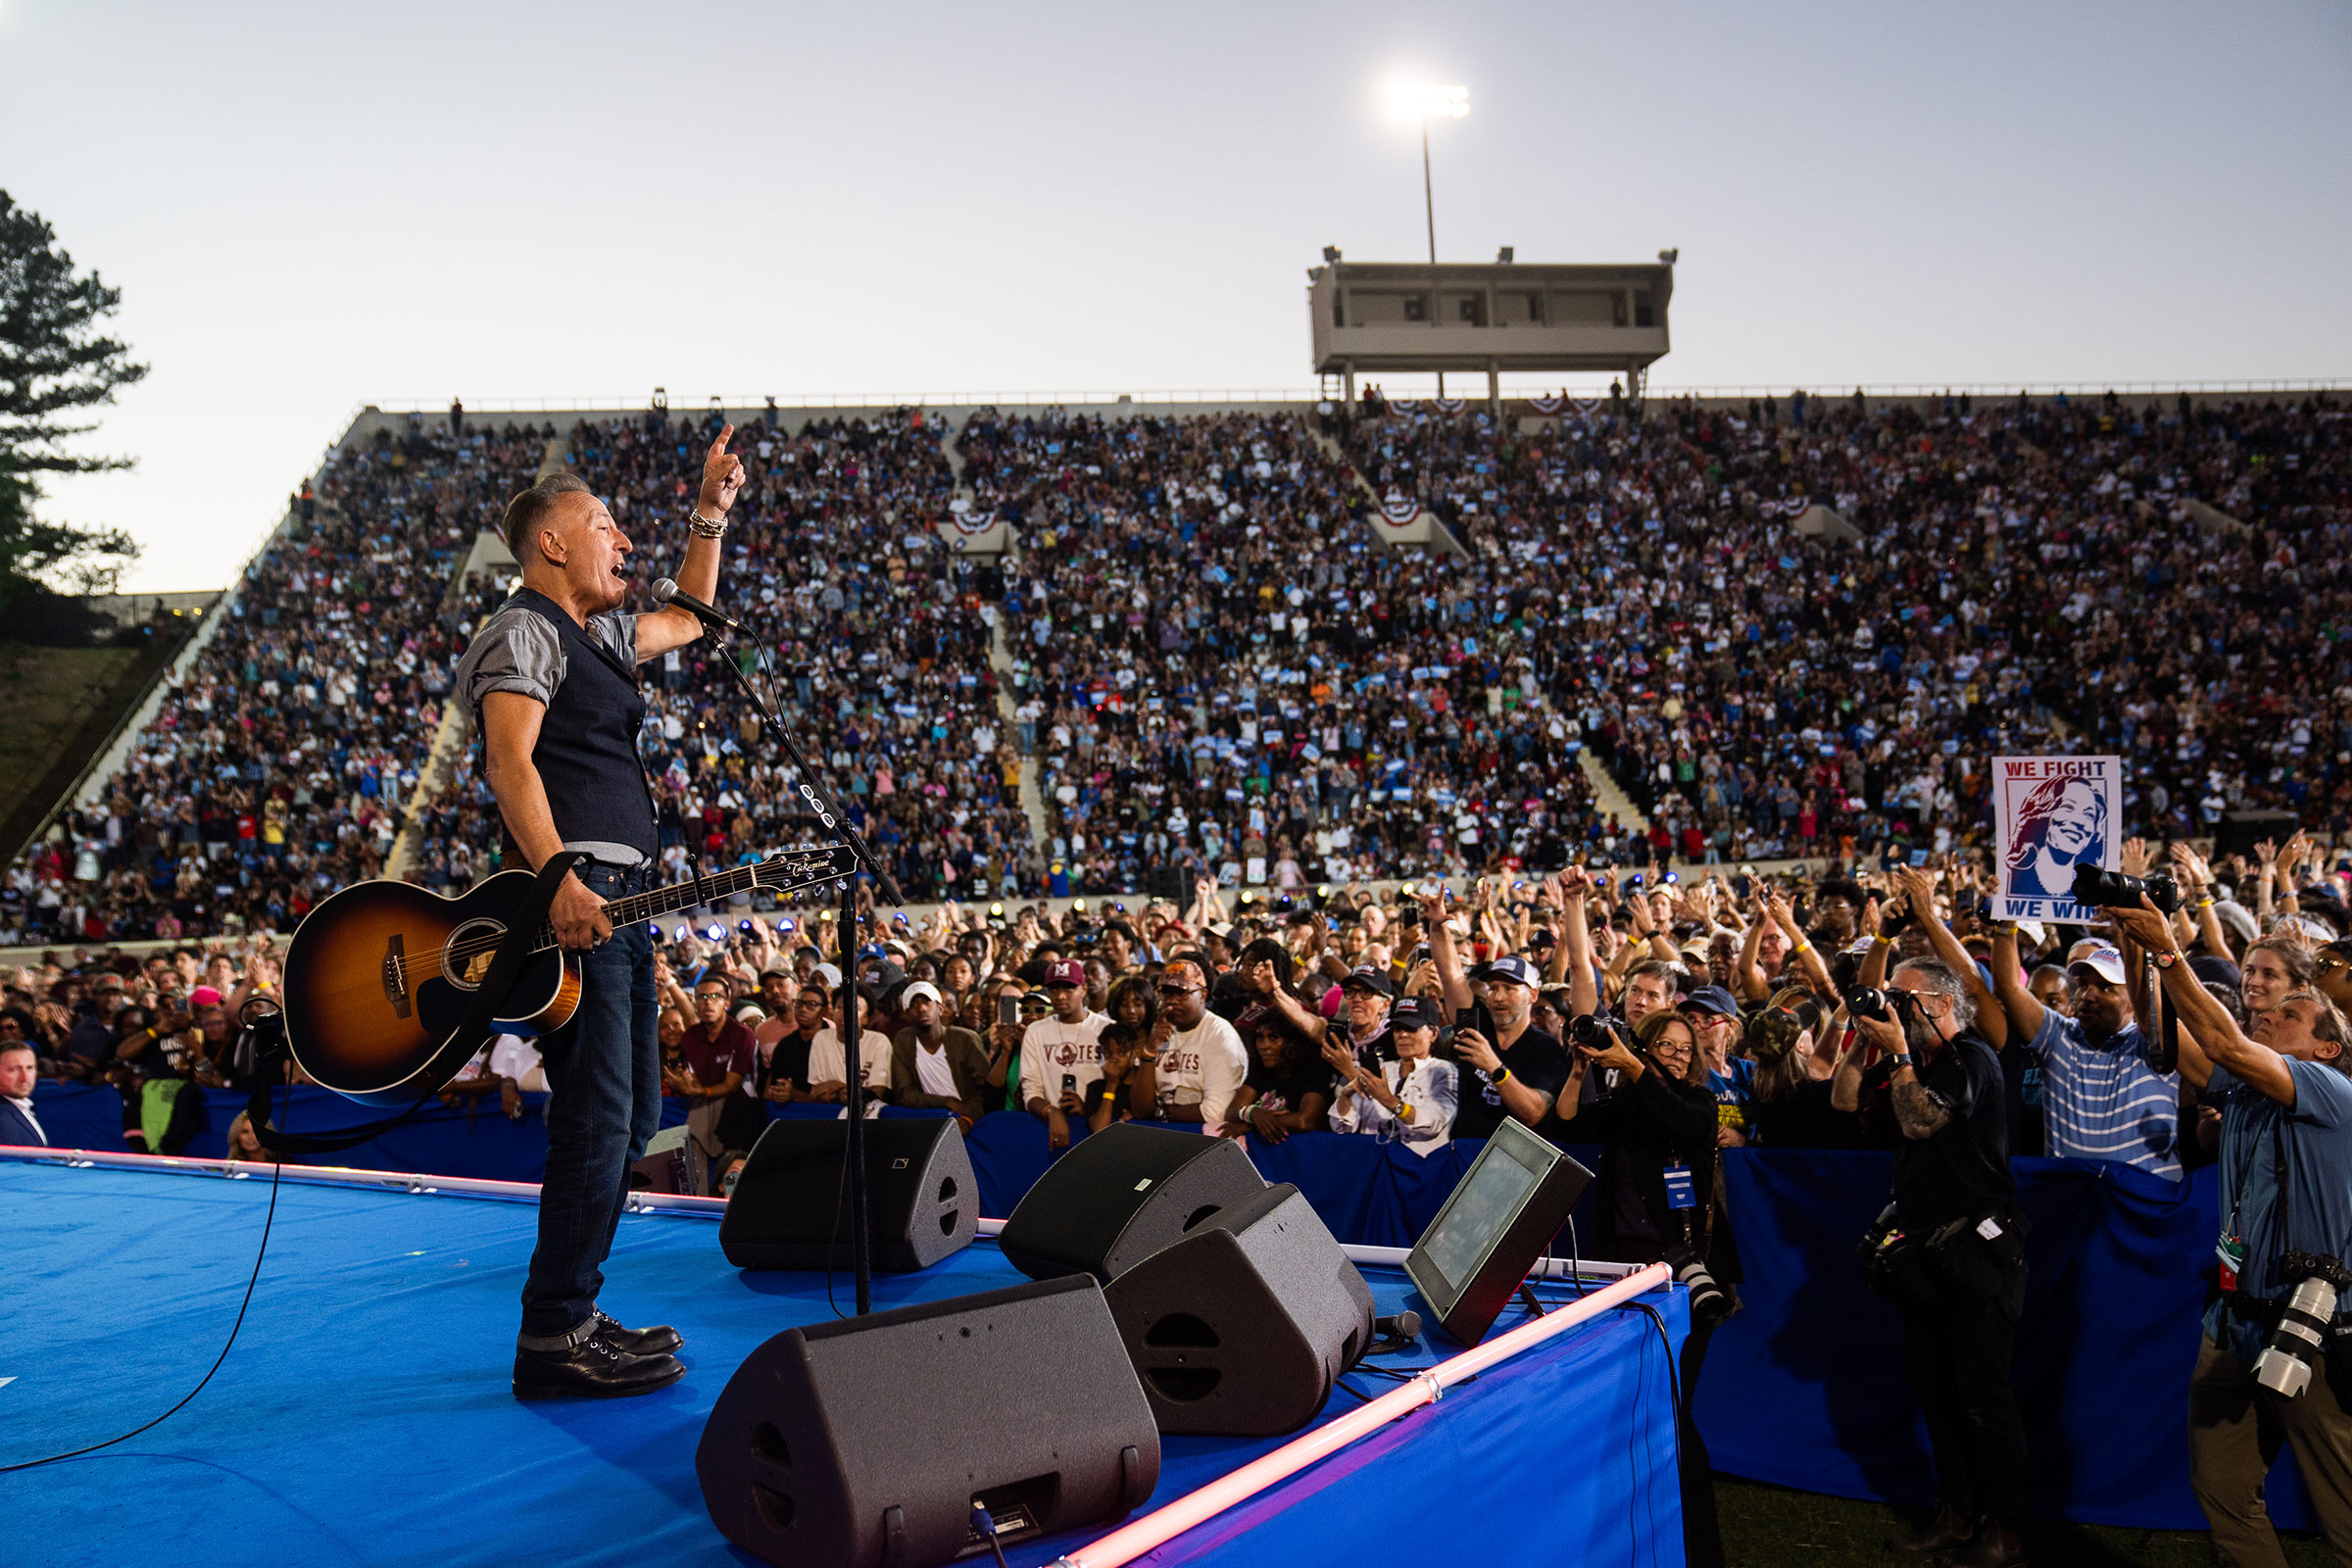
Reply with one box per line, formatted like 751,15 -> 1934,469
442,918 -> 508,992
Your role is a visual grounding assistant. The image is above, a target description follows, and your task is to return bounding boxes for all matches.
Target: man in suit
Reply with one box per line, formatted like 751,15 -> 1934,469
0,1041 -> 47,1148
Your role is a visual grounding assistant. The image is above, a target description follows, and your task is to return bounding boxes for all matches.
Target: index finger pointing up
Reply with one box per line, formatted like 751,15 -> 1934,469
709,422 -> 736,460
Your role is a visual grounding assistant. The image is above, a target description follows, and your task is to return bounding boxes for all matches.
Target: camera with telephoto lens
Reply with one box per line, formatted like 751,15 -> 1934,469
1662,1242 -> 1732,1328
2070,863 -> 2184,914
2253,1250 -> 2352,1398
1844,986 -> 1917,1025
1569,1012 -> 1634,1102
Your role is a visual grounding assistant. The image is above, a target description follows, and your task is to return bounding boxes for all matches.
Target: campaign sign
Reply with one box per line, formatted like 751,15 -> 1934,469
1992,755 -> 2122,923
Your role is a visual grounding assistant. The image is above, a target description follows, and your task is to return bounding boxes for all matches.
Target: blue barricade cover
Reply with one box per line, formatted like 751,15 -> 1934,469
1700,1149 -> 2317,1530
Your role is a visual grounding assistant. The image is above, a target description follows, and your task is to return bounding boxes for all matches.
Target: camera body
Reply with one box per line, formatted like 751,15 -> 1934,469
2070,863 -> 2183,915
1844,986 -> 1917,1025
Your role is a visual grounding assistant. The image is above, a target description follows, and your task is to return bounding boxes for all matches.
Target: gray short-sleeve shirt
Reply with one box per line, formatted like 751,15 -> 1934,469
454,604 -> 638,713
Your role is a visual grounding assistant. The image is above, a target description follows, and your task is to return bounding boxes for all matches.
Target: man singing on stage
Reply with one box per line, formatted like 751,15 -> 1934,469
455,425 -> 746,1398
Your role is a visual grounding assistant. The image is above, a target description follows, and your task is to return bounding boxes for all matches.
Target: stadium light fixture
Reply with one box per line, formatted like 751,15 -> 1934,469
1322,245 -> 1343,265
1387,82 -> 1470,122
1384,79 -> 1470,393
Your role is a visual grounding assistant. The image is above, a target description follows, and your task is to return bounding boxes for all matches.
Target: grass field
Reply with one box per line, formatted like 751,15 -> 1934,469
1719,1475 -> 2335,1565
0,642 -> 160,859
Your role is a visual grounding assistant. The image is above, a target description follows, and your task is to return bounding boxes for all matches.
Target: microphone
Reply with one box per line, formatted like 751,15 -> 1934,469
1371,1309 -> 1421,1342
652,577 -> 751,636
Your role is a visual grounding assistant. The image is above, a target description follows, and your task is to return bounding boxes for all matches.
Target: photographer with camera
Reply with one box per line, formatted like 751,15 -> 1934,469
1553,1005 -> 1730,1568
1846,959 -> 2029,1567
2105,896 -> 2352,1565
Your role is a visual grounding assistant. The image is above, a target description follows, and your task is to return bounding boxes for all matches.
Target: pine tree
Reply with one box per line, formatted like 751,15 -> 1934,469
0,189 -> 147,604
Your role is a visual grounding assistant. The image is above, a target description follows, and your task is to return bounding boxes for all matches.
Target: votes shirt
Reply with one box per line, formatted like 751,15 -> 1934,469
1017,1012 -> 1107,1110
1447,1003 -> 1569,1143
1154,1013 -> 1250,1126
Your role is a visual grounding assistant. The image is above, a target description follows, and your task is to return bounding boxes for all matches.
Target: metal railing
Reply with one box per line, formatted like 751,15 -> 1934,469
347,377 -> 2351,422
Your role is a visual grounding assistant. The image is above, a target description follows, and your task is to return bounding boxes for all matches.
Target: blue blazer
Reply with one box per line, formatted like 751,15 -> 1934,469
0,1096 -> 49,1148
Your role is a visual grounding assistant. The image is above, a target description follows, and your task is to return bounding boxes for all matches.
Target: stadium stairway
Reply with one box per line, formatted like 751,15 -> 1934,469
387,526 -> 520,880
386,432 -> 564,877
1311,429 -> 1468,561
1578,749 -> 1651,840
941,421 -> 1052,869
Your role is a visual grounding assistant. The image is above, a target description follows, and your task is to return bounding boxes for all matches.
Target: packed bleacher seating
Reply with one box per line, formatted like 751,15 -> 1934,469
6,388 -> 2349,947
3,417 -> 547,944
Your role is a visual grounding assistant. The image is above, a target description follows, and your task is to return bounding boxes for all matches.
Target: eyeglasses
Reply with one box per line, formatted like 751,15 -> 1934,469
2318,956 -> 2349,975
1157,984 -> 1202,997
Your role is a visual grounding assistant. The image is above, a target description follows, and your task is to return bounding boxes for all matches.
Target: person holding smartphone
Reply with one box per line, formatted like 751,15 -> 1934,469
1017,961 -> 1107,1151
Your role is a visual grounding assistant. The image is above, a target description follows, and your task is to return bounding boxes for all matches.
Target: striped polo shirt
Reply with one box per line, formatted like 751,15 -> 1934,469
2025,1009 -> 2182,1180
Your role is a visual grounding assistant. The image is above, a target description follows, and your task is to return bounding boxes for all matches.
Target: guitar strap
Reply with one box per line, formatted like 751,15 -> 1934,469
244,852 -> 589,1156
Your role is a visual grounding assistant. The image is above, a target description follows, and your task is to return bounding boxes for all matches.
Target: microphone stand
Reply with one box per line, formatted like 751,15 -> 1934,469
698,619 -> 904,1316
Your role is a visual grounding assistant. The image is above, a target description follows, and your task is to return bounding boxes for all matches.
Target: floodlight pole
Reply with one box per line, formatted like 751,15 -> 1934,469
1422,121 -> 1444,398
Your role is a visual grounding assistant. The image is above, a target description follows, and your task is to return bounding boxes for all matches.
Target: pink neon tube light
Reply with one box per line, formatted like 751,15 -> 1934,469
1050,1260 -> 1673,1568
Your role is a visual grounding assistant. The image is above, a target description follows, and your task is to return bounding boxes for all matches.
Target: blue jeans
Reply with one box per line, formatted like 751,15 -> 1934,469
519,862 -> 660,1339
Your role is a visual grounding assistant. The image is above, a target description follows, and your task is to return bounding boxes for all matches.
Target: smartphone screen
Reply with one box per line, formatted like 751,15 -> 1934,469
1908,849 -> 1930,867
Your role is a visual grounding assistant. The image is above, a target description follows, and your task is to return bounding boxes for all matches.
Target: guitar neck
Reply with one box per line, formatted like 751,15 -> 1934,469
601,865 -> 770,932
533,850 -> 851,951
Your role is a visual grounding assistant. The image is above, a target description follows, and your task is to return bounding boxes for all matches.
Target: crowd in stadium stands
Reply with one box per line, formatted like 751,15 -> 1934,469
5,388 -> 2348,946
402,405 -> 1033,906
975,406 -> 1605,896
2,418 -> 546,945
1342,386 -> 2352,868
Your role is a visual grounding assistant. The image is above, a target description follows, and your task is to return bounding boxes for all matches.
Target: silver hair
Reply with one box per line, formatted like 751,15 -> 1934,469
1893,958 -> 1977,1032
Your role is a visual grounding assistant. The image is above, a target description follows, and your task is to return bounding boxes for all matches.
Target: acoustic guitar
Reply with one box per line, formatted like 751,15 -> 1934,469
281,844 -> 859,1106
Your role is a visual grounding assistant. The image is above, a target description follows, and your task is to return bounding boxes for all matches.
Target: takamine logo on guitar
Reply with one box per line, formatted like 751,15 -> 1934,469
280,844 -> 860,1107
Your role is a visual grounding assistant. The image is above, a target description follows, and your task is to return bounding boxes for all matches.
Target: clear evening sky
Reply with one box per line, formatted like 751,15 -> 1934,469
4,0 -> 2347,592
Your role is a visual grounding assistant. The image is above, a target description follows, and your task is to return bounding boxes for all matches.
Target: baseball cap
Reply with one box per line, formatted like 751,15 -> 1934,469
189,985 -> 224,1007
900,981 -> 943,1007
1392,995 -> 1443,1030
810,961 -> 843,990
2068,944 -> 2128,986
1681,985 -> 1740,1018
1044,959 -> 1086,990
1017,989 -> 1053,1011
1484,955 -> 1540,988
1341,966 -> 1395,998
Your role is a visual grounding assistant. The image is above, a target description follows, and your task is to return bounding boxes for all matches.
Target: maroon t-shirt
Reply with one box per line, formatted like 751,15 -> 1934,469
682,1019 -> 757,1088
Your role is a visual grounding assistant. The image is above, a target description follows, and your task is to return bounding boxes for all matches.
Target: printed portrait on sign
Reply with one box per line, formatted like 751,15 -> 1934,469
2003,774 -> 2109,901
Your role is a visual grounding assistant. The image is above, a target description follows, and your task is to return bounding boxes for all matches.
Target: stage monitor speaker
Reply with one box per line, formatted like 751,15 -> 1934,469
2213,810 -> 2301,866
697,1276 -> 1159,1568
997,1122 -> 1267,1284
1102,1182 -> 1375,1437
718,1116 -> 976,1273
1405,1116 -> 1593,1347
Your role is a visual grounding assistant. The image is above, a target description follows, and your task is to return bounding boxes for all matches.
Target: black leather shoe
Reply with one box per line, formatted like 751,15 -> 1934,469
513,1331 -> 685,1400
1887,1510 -> 1974,1557
595,1308 -> 683,1356
1947,1528 -> 2029,1567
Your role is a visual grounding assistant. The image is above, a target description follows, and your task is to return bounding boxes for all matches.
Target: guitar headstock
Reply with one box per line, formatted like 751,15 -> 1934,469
756,843 -> 861,899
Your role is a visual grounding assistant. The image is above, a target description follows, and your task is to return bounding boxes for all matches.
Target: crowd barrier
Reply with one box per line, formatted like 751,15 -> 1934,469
22,1081 -> 2326,1528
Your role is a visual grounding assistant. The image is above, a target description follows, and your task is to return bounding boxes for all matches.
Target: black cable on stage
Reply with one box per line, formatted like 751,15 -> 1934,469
2,1024 -> 288,1473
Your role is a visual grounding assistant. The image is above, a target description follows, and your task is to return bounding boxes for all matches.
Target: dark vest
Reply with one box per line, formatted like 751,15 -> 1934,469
503,587 -> 659,863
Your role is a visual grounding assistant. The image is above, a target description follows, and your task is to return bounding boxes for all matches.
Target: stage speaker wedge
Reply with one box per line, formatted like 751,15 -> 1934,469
697,1276 -> 1159,1568
1102,1182 -> 1375,1437
719,1117 -> 976,1273
998,1122 -> 1268,1284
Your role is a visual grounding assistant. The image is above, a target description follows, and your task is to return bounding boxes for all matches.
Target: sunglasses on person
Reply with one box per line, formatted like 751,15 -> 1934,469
1156,983 -> 1202,997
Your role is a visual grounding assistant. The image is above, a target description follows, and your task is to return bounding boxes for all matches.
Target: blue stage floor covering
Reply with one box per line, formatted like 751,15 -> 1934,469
2,1160 -> 1686,1568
